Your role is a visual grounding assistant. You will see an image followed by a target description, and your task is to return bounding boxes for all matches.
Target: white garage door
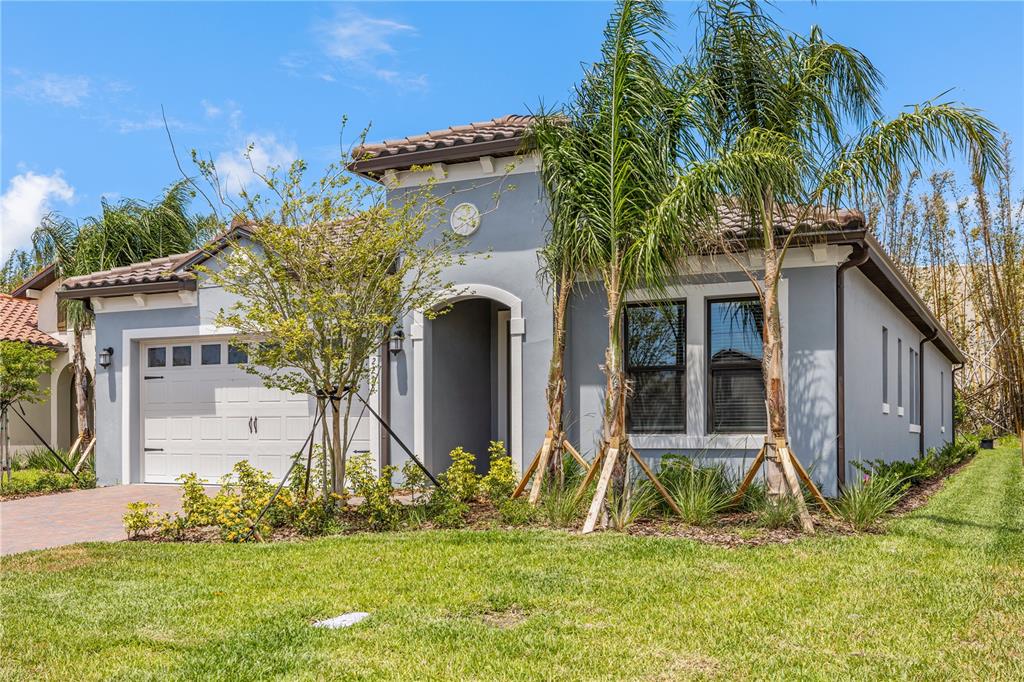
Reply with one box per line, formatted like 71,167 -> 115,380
141,339 -> 377,483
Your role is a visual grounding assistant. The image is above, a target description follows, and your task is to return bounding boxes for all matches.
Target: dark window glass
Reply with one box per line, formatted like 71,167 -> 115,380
172,345 -> 192,367
625,302 -> 686,433
147,347 -> 166,368
201,344 -> 222,365
227,344 -> 248,364
708,298 -> 766,433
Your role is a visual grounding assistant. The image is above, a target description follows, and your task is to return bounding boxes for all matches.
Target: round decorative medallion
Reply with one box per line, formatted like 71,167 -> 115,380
450,202 -> 481,236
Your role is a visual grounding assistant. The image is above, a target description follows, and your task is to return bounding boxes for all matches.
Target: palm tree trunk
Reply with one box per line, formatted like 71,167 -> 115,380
72,324 -> 91,443
545,269 -> 573,485
762,253 -> 788,497
602,269 -> 629,497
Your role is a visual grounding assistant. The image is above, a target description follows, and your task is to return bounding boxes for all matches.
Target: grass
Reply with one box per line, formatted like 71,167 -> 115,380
2,441 -> 1022,680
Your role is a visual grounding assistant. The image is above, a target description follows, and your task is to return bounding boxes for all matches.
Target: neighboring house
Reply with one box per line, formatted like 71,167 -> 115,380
69,114 -> 959,495
5,268 -> 95,455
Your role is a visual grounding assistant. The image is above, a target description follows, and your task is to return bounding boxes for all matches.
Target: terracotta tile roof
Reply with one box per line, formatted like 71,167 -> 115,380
351,115 -> 535,173
61,251 -> 199,292
0,295 -> 63,348
713,201 -> 865,236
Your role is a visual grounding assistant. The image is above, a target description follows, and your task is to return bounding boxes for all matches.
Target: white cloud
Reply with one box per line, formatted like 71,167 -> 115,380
317,11 -> 415,62
117,115 -> 186,134
0,171 -> 75,260
214,134 -> 298,195
13,72 -> 91,107
311,10 -> 427,89
201,99 -> 222,118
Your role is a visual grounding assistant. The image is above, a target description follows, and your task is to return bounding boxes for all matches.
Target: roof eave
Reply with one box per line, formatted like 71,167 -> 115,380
349,136 -> 530,179
57,279 -> 197,300
10,263 -> 57,298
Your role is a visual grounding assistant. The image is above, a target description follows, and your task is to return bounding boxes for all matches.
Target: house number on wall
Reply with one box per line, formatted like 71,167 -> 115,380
450,202 -> 481,236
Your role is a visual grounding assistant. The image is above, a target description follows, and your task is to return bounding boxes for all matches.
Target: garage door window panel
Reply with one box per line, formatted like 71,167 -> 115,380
172,345 -> 192,367
201,343 -> 222,365
148,347 -> 166,368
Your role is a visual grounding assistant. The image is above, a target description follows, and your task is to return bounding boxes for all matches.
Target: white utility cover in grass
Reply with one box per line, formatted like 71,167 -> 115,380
312,612 -> 370,629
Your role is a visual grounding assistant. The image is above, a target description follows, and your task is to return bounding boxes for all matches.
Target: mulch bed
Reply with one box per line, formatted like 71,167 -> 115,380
127,458 -> 976,548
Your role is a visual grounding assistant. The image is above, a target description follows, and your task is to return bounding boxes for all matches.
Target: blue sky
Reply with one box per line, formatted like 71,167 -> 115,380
3,1 -> 1022,260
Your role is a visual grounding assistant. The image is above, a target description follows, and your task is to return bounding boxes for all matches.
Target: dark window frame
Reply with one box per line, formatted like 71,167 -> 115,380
624,299 -> 687,434
706,295 -> 767,434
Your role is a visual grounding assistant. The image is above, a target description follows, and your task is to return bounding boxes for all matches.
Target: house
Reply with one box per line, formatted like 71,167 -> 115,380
5,267 -> 95,455
66,115 -> 959,495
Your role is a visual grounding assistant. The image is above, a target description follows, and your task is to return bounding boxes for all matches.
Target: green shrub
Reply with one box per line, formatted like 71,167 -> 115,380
177,473 -> 214,526
439,446 -> 480,502
480,440 -> 516,503
429,490 -> 470,528
155,513 -> 189,540
756,495 -> 800,530
349,453 -> 401,531
294,496 -> 344,537
401,459 -> 431,504
836,473 -> 905,531
538,485 -> 583,528
607,480 -> 659,531
852,437 -> 979,491
123,501 -> 157,538
497,498 -> 537,526
661,456 -> 733,526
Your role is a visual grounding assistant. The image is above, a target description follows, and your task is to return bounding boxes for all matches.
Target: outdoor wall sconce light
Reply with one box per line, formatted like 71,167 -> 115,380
98,347 -> 114,369
389,329 -> 405,356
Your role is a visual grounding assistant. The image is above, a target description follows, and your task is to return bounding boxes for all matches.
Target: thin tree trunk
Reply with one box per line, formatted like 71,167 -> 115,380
762,252 -> 788,498
330,395 -> 344,493
72,325 -> 91,443
602,270 -> 629,498
545,269 -> 573,486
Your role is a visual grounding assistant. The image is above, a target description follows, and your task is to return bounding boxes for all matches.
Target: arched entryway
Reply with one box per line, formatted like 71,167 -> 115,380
412,284 -> 525,475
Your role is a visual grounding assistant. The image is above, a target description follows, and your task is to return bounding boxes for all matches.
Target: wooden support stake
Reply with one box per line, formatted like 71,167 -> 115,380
73,437 -> 96,475
562,439 -> 588,469
627,446 -> 683,517
573,447 -> 605,503
529,432 -> 555,505
730,445 -> 767,506
66,435 -> 83,464
511,445 -> 543,499
582,441 -> 619,534
778,444 -> 814,533
787,448 -> 836,517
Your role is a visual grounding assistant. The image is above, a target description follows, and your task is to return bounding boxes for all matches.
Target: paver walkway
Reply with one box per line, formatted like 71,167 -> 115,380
0,484 -> 186,555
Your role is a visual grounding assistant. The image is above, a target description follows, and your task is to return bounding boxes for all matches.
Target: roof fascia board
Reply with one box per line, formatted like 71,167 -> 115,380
57,279 -> 197,300
10,264 -> 57,298
350,137 -> 529,178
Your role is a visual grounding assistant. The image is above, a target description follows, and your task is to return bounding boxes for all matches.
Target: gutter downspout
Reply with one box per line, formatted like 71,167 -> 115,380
919,330 -> 938,456
836,244 -> 869,487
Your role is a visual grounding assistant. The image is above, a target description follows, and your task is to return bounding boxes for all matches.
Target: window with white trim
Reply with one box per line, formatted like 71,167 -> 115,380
881,327 -> 889,410
909,348 -> 920,425
707,297 -> 766,433
625,301 -> 686,433
897,338 -> 903,415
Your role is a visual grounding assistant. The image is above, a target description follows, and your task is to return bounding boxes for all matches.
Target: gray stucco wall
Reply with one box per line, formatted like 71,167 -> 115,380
387,171 -> 552,476
565,265 -> 841,494
843,268 -> 954,481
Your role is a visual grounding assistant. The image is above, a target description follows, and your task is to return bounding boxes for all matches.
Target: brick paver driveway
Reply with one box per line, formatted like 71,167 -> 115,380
0,484 -> 186,555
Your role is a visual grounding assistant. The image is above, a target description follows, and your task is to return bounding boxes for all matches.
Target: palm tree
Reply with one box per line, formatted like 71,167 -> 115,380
535,0 -> 696,516
31,182 -> 217,445
663,0 -> 1002,501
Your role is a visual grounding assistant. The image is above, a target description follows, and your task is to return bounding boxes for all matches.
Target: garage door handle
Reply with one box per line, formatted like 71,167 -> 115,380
144,447 -> 164,452
248,417 -> 253,434
254,416 -> 258,434
144,375 -> 164,380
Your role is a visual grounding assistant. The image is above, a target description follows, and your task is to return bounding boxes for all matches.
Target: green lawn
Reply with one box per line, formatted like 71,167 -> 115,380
2,443 -> 1022,681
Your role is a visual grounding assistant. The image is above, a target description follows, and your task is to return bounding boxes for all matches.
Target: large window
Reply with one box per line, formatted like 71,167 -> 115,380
707,297 -> 766,433
625,301 -> 686,433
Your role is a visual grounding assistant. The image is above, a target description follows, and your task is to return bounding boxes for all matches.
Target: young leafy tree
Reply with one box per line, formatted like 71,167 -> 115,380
23,183 -> 217,446
201,156 -> 461,494
0,341 -> 58,480
662,0 -> 1002,499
